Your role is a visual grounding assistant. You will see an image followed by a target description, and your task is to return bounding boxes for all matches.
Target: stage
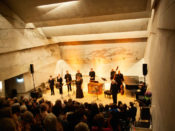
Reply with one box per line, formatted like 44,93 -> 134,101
42,80 -> 136,106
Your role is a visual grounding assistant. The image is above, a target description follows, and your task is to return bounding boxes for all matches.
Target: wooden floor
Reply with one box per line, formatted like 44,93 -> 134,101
43,84 -> 136,106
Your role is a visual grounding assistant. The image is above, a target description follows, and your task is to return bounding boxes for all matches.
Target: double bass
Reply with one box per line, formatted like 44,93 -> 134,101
113,66 -> 124,95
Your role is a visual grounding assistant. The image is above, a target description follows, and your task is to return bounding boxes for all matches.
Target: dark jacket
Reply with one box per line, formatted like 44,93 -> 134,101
110,82 -> 120,94
65,74 -> 72,82
48,79 -> 54,87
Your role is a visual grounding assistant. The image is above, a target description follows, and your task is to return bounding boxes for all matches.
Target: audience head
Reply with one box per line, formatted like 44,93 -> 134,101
122,104 -> 127,112
118,101 -> 123,109
93,113 -> 105,128
20,105 -> 27,113
66,70 -> 69,74
44,113 -> 63,131
74,122 -> 89,131
91,68 -> 93,71
40,103 -> 48,112
77,70 -> 80,73
55,100 -> 62,107
57,74 -> 60,77
11,103 -> 20,114
0,118 -> 16,131
22,111 -> 34,124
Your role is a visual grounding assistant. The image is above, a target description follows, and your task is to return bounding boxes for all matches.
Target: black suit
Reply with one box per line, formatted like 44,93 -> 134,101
110,71 -> 116,80
48,79 -> 55,95
115,73 -> 124,86
89,71 -> 95,80
57,77 -> 63,94
110,81 -> 120,104
65,74 -> 72,91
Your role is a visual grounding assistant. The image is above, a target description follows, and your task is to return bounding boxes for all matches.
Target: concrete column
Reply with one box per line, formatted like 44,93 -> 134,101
145,0 -> 175,130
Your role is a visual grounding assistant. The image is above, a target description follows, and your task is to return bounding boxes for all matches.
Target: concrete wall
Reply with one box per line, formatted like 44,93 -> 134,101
5,75 -> 25,97
0,1 -> 61,94
59,42 -> 146,81
145,0 -> 175,130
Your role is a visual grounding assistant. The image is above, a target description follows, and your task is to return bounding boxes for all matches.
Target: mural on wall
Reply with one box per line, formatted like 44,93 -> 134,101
56,42 -> 146,80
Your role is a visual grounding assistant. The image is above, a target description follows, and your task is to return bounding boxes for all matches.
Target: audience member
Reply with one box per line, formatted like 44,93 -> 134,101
74,122 -> 89,131
0,96 -> 138,131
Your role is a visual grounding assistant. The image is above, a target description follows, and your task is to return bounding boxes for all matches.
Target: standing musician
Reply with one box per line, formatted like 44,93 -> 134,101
110,69 -> 116,80
76,76 -> 84,98
110,79 -> 120,104
111,66 -> 119,81
56,74 -> 63,95
48,75 -> 55,95
89,68 -> 95,81
76,70 -> 82,80
115,70 -> 124,95
64,70 -> 72,92
110,66 -> 119,103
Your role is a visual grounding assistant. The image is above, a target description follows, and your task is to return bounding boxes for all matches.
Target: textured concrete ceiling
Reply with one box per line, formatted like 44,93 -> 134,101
3,0 -> 151,43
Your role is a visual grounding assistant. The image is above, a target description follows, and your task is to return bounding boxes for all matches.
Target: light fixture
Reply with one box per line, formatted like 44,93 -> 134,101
0,81 -> 2,92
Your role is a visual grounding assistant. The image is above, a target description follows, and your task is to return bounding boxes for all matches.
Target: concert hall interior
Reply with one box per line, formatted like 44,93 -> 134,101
0,0 -> 175,131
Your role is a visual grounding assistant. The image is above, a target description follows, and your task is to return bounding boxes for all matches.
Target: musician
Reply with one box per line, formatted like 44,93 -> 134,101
115,70 -> 124,94
111,66 -> 119,80
56,74 -> 63,94
76,70 -> 82,80
76,76 -> 84,98
48,75 -> 55,95
136,82 -> 147,100
110,69 -> 116,80
89,68 -> 95,81
64,70 -> 72,92
110,79 -> 120,104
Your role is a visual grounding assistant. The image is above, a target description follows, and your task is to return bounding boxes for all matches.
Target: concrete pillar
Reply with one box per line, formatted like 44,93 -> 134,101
145,0 -> 175,130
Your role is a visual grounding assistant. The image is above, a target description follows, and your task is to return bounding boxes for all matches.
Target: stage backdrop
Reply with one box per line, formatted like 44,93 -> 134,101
55,42 -> 146,82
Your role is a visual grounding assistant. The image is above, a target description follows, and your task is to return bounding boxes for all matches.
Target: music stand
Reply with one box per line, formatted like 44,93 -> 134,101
101,77 -> 107,81
101,77 -> 107,90
92,86 -> 101,102
71,80 -> 76,96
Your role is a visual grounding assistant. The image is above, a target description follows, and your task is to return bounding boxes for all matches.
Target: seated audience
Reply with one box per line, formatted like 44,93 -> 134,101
0,96 -> 139,131
128,102 -> 137,124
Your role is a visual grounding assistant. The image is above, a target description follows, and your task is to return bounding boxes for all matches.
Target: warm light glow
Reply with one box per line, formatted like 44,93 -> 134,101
0,81 -> 2,92
16,78 -> 24,83
94,57 -> 107,77
37,1 -> 78,9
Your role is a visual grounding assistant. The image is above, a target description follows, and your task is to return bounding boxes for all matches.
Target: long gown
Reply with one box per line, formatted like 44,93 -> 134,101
76,79 -> 84,98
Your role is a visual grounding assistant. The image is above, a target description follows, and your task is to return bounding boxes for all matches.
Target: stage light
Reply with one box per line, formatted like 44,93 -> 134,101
0,81 -> 2,92
16,78 -> 24,83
